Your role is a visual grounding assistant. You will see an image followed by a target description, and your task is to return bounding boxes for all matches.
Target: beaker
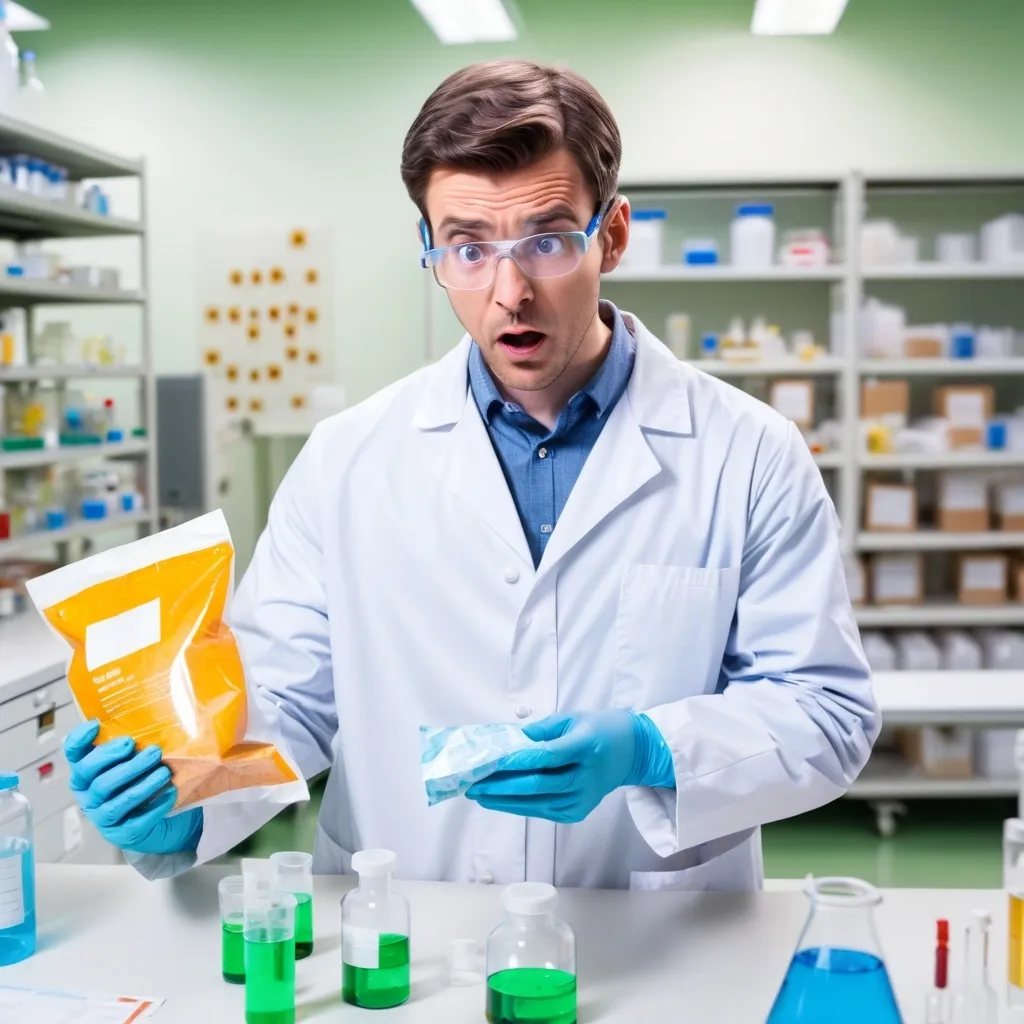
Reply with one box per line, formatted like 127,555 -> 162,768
243,890 -> 296,1024
270,851 -> 314,960
218,875 -> 245,984
766,876 -> 903,1024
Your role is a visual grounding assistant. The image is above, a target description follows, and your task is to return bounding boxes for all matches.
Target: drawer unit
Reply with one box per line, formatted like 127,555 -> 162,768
18,749 -> 71,824
0,678 -> 72,734
35,805 -> 80,863
2,701 -> 80,773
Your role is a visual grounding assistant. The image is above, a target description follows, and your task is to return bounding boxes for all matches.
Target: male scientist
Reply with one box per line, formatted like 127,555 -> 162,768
63,60 -> 879,890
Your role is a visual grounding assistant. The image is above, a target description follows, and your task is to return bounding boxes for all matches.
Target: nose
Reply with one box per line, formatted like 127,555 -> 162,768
492,253 -> 534,312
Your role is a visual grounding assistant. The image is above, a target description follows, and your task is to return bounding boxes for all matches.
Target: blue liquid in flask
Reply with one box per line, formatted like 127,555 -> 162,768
0,837 -> 36,966
766,947 -> 903,1024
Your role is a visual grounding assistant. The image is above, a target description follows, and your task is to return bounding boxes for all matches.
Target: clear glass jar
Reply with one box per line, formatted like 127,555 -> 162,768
0,773 -> 35,966
486,882 -> 576,1024
341,849 -> 410,1009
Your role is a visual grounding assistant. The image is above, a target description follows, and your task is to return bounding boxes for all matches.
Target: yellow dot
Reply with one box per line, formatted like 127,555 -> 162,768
249,307 -> 260,320
249,368 -> 261,382
251,269 -> 264,286
228,306 -> 241,324
226,365 -> 239,381
305,307 -> 319,325
285,345 -> 300,361
290,229 -> 308,249
270,266 -> 285,284
226,396 -> 239,411
204,349 -> 221,366
306,349 -> 320,365
247,325 -> 260,341
287,302 -> 300,317
267,364 -> 282,381
268,305 -> 281,322
284,323 -> 297,340
249,397 -> 264,413
291,394 -> 307,410
228,269 -> 243,286
305,268 -> 319,285
205,306 -> 220,324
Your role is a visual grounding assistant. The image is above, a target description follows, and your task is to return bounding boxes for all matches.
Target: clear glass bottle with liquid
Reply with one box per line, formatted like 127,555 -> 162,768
0,773 -> 36,966
486,882 -> 576,1024
341,849 -> 410,1009
766,876 -> 902,1024
0,1 -> 17,112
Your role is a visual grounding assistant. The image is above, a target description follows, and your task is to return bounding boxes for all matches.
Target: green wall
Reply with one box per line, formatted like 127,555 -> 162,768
21,0 -> 1024,562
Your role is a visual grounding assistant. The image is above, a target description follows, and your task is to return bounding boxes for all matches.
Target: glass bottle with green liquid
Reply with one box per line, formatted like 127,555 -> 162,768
486,883 -> 577,1024
341,849 -> 411,1009
271,851 -> 314,959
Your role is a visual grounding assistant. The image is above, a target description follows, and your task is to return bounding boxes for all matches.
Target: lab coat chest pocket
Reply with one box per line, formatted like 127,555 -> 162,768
614,564 -> 741,707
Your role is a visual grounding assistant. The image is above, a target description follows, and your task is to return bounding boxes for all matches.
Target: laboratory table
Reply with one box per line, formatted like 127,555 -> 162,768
0,865 -> 1015,1022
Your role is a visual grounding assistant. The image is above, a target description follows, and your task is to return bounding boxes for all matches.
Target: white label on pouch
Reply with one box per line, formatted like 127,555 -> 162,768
344,925 -> 380,969
85,597 -> 161,671
0,851 -> 25,929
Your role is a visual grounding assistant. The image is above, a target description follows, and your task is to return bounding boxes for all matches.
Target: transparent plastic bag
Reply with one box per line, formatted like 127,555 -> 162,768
420,723 -> 536,805
26,510 -> 308,813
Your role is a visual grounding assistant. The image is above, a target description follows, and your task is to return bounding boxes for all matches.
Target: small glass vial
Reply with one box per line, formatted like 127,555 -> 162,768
341,849 -> 410,1009
271,851 -> 314,960
0,773 -> 35,966
486,883 -> 576,1024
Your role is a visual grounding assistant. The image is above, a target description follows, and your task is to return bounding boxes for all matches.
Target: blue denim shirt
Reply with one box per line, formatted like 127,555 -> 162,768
468,301 -> 637,567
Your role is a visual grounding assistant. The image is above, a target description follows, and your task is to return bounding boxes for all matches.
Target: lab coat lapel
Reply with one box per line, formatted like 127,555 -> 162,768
536,318 -> 693,575
412,336 -> 532,566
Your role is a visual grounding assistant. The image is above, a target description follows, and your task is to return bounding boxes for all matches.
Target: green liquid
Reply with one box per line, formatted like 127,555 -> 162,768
222,919 -> 245,983
342,933 -> 410,1009
487,968 -> 577,1024
244,932 -> 296,1024
295,893 -> 313,959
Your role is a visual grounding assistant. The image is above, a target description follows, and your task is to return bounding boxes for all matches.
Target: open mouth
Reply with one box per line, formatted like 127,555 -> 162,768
498,330 -> 547,355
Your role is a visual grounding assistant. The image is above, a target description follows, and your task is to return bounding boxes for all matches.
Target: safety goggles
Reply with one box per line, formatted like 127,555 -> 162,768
419,201 -> 613,292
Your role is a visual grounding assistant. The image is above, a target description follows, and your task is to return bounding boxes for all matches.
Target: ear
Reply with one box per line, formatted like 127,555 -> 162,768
599,197 -> 630,275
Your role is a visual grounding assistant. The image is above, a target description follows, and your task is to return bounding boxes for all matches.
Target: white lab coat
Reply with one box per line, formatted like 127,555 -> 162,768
145,312 -> 878,890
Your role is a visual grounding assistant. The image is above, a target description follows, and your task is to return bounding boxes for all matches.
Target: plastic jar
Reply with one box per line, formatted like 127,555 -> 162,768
623,209 -> 666,270
486,883 -> 576,1024
731,203 -> 776,268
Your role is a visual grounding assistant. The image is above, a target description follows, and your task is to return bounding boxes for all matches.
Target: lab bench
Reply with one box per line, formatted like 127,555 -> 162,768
1,864 -> 1011,1022
0,610 -> 119,865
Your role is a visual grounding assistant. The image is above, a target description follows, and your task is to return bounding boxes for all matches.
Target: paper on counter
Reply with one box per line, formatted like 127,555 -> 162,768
0,985 -> 163,1024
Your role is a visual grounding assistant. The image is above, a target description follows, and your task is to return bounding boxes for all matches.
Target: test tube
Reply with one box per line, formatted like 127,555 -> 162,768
270,851 -> 314,960
218,875 -> 245,985
244,890 -> 296,1024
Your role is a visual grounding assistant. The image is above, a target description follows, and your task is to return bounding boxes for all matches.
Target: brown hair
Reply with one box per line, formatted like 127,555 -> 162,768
401,60 -> 622,231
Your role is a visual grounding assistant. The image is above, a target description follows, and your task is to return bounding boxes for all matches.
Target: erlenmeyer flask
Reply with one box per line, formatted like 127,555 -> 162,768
766,876 -> 904,1024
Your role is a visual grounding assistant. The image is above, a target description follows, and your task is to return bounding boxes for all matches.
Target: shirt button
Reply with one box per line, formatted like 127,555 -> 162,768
538,447 -> 548,459
540,524 -> 553,534
504,566 -> 519,584
479,869 -> 494,885
515,705 -> 532,720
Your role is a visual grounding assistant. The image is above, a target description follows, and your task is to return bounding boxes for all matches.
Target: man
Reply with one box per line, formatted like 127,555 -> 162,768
64,60 -> 878,890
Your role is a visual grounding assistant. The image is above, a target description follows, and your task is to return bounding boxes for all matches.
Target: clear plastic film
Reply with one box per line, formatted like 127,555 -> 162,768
25,510 -> 307,814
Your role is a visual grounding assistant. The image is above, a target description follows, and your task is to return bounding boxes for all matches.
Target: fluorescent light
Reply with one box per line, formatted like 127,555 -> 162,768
411,0 -> 517,45
752,0 -> 850,35
6,2 -> 50,31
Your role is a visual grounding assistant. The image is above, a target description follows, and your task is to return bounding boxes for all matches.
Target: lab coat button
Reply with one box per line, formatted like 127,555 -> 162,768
480,869 -> 494,884
515,705 -> 531,720
504,566 -> 519,584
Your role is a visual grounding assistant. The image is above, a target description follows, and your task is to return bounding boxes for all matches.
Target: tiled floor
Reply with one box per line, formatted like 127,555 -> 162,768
233,782 -> 1010,889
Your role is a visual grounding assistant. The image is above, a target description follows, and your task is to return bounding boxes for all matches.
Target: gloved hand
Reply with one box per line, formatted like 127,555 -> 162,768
465,710 -> 675,824
64,720 -> 203,856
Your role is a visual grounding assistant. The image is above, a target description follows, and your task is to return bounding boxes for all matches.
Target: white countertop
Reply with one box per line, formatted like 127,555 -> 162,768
1,865 -> 1016,1022
0,609 -> 68,701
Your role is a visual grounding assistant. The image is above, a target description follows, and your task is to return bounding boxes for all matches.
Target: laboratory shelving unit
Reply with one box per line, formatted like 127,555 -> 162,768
599,169 -> 1024,830
0,113 -> 155,565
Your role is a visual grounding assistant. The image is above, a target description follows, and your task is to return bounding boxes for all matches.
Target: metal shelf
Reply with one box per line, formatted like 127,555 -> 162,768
863,263 -> 1024,280
849,771 -> 1016,800
857,531 -> 1024,552
860,452 -> 1024,470
0,112 -> 142,179
855,603 -> 1024,628
872,670 -> 1024,727
0,365 -> 146,383
605,265 -> 845,283
0,278 -> 144,304
860,358 -> 1024,377
814,452 -> 843,469
0,438 -> 150,471
0,189 -> 142,239
692,357 -> 844,378
0,511 -> 154,559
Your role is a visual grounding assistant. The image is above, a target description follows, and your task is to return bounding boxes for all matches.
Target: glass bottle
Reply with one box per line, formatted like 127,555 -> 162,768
485,882 -> 576,1024
341,849 -> 410,1009
0,773 -> 36,966
766,875 -> 903,1024
0,2 -> 17,113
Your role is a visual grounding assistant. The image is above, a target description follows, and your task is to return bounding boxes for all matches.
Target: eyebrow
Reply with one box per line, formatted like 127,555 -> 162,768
436,205 -> 582,244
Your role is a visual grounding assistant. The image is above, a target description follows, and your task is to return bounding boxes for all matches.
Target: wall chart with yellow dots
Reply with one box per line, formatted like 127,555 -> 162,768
199,225 -> 334,423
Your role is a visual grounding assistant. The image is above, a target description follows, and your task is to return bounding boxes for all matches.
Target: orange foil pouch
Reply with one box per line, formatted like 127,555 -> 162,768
26,510 -> 307,813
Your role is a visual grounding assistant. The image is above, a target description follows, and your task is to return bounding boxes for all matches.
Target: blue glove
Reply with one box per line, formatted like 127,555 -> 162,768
465,710 -> 675,824
64,720 -> 203,856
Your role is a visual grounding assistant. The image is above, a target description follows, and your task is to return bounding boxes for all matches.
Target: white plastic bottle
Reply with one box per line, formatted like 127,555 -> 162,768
16,49 -> 44,125
0,3 -> 19,114
0,773 -> 36,966
731,203 -> 776,268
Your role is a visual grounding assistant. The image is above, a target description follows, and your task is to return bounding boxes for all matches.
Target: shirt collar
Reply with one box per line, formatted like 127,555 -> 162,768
468,300 -> 636,424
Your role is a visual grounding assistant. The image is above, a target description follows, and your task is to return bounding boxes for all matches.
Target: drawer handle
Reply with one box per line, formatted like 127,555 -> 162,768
38,762 -> 54,781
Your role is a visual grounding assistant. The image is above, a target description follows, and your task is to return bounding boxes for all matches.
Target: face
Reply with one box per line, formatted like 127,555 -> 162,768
423,149 -> 629,394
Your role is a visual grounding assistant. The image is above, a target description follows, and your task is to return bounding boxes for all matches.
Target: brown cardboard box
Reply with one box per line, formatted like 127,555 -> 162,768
864,482 -> 917,531
937,473 -> 989,532
870,553 -> 923,605
769,379 -> 814,429
861,379 -> 909,419
905,336 -> 944,358
947,425 -> 985,450
958,554 -> 1009,605
1013,561 -> 1024,602
994,482 -> 1024,531
897,727 -> 974,779
935,385 -> 994,425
